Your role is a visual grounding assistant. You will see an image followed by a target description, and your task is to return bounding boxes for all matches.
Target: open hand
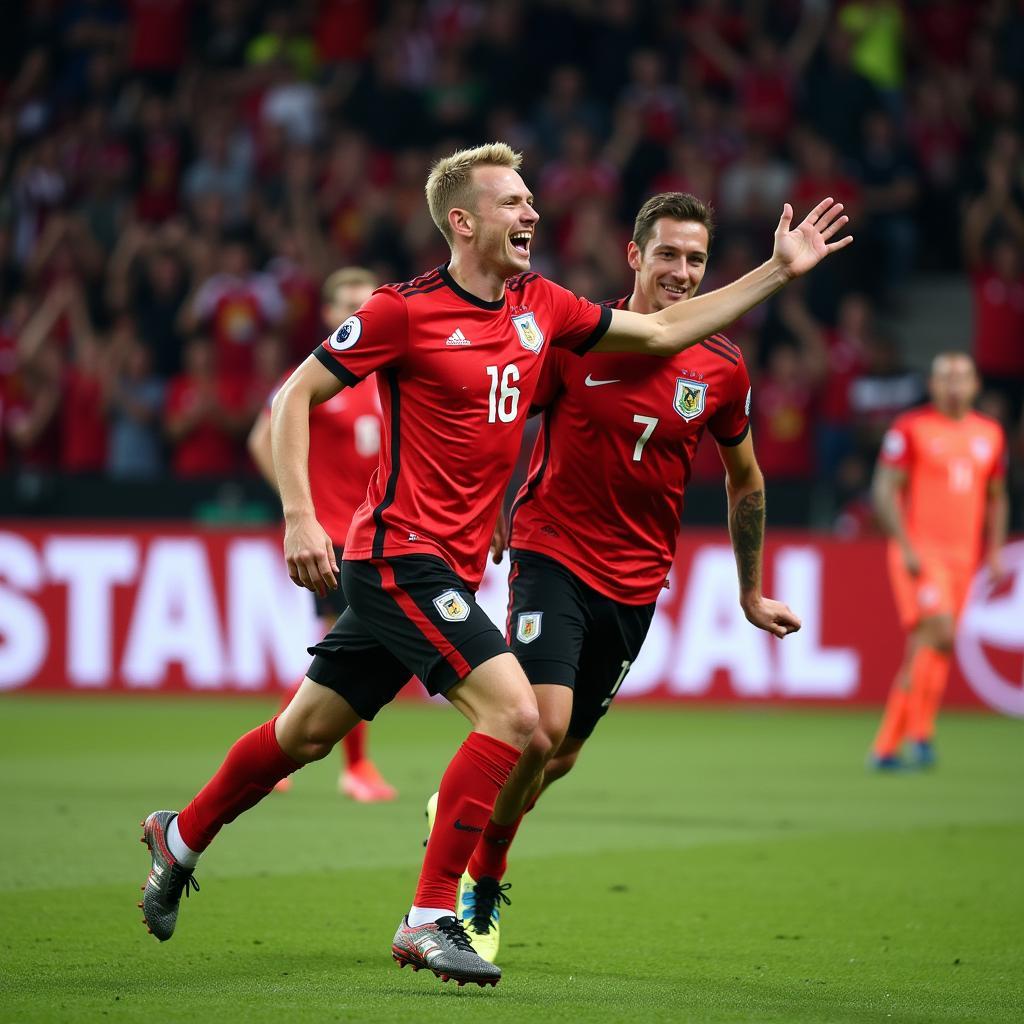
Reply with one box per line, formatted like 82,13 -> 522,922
773,198 -> 853,279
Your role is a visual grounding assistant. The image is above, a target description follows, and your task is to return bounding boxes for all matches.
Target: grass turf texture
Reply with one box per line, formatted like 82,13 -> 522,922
1,698 -> 1021,1024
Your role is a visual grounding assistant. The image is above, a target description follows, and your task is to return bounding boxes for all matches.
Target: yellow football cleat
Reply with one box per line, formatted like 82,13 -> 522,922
457,870 -> 511,964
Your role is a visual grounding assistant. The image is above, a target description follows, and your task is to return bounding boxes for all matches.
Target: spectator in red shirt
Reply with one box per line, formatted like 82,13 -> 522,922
752,340 -> 817,481
181,237 -> 285,378
962,152 -> 1024,410
164,335 -> 248,477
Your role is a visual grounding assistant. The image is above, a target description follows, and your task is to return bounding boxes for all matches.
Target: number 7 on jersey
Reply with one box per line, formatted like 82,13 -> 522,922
632,415 -> 658,461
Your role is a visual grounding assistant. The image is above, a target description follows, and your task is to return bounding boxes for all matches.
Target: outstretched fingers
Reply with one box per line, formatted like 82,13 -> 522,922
803,196 -> 835,226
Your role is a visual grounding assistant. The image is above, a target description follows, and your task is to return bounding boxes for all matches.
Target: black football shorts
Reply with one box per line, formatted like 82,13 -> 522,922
312,545 -> 349,618
306,554 -> 510,719
506,549 -> 656,739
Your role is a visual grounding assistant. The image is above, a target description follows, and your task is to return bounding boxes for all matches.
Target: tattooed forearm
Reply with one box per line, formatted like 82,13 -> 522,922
729,489 -> 765,593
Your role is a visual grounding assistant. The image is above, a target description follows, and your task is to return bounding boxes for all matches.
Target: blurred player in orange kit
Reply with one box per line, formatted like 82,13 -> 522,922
248,267 -> 396,802
870,352 -> 1008,769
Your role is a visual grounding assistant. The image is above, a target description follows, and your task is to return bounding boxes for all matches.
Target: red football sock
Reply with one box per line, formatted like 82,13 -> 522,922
414,732 -> 522,910
468,815 -> 523,882
176,717 -> 300,852
342,720 -> 367,767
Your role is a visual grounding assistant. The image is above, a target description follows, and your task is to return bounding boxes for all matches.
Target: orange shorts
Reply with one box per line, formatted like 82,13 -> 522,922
886,545 -> 974,630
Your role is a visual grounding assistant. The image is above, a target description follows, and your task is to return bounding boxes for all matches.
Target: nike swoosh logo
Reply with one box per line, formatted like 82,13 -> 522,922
453,819 -> 483,832
584,374 -> 621,387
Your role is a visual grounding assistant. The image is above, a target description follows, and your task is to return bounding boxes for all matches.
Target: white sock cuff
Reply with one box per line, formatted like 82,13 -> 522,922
167,815 -> 201,869
407,906 -> 455,927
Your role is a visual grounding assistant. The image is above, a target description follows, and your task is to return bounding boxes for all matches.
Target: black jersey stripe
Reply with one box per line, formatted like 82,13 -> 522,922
600,295 -> 630,309
713,421 -> 750,448
506,272 -> 540,291
399,281 -> 447,299
314,346 -> 360,387
396,277 -> 441,295
508,406 -> 554,538
372,368 -> 402,558
709,332 -> 739,354
395,269 -> 442,293
700,339 -> 739,365
708,335 -> 741,356
575,304 -> 613,355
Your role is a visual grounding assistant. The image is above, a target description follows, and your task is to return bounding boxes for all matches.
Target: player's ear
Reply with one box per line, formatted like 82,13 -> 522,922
449,207 -> 474,240
626,240 -> 641,272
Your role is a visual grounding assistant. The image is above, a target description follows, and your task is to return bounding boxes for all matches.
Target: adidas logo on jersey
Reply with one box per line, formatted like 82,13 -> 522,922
446,328 -> 471,346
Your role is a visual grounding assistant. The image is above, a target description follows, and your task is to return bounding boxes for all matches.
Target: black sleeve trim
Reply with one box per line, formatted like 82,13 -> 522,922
572,304 -> 613,356
713,421 -> 750,448
314,346 -> 360,387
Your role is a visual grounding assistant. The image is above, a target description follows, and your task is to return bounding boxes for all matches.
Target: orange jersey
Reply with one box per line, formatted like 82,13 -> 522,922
879,406 -> 1005,565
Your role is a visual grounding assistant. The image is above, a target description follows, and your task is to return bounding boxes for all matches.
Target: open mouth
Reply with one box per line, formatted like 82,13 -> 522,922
660,282 -> 688,300
510,231 -> 531,256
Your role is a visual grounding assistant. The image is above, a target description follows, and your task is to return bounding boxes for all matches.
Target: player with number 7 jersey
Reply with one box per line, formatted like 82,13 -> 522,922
456,193 -> 804,964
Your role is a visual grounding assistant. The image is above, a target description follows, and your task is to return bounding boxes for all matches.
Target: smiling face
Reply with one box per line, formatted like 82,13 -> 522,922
455,164 -> 539,279
627,217 -> 710,313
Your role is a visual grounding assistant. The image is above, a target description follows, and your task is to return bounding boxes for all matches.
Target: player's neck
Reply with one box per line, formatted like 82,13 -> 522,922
933,403 -> 970,421
626,291 -> 652,315
446,257 -> 507,304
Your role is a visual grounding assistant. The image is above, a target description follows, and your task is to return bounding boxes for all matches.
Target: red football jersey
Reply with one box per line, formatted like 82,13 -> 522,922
510,297 -> 751,604
267,370 -> 382,544
315,265 -> 610,588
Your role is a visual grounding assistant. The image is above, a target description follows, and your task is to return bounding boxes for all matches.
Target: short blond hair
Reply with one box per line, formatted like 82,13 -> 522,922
425,142 -> 523,245
322,266 -> 376,303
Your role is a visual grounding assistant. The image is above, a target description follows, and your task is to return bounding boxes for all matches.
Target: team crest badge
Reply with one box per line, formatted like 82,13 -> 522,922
433,589 -> 470,622
673,377 -> 708,421
516,611 -> 543,644
511,312 -> 545,353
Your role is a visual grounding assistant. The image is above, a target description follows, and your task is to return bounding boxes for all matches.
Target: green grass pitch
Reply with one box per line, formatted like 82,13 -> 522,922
2,697 -> 1022,1023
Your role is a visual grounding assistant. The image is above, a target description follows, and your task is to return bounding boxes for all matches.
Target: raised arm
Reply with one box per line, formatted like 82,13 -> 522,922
719,434 -> 801,638
595,199 -> 851,355
270,354 -> 345,595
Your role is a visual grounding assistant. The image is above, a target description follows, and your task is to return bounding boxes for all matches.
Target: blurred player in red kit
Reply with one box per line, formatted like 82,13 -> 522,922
446,192 -> 801,961
139,142 -> 850,986
247,266 -> 396,803
870,352 -> 1007,770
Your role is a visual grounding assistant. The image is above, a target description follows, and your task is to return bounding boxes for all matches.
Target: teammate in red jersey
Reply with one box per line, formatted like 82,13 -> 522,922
443,192 -> 800,961
139,143 -> 850,986
870,353 -> 1008,770
247,267 -> 397,803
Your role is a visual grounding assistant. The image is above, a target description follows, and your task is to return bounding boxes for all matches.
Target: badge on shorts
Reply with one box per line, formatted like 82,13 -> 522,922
674,377 -> 707,421
433,589 -> 470,622
511,312 -> 544,353
516,611 -> 543,644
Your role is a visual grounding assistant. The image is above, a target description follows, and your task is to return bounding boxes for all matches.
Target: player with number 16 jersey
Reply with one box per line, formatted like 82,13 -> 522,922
316,263 -> 611,589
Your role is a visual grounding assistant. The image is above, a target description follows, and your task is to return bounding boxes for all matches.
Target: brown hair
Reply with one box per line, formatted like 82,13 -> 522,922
425,142 -> 523,245
633,192 -> 715,252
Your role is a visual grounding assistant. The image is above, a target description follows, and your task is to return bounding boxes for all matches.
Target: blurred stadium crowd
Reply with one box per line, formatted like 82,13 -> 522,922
0,0 -> 1022,528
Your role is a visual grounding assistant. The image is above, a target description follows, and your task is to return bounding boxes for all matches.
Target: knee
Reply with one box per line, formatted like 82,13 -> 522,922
278,714 -> 339,764
502,698 -> 540,749
926,622 -> 955,654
